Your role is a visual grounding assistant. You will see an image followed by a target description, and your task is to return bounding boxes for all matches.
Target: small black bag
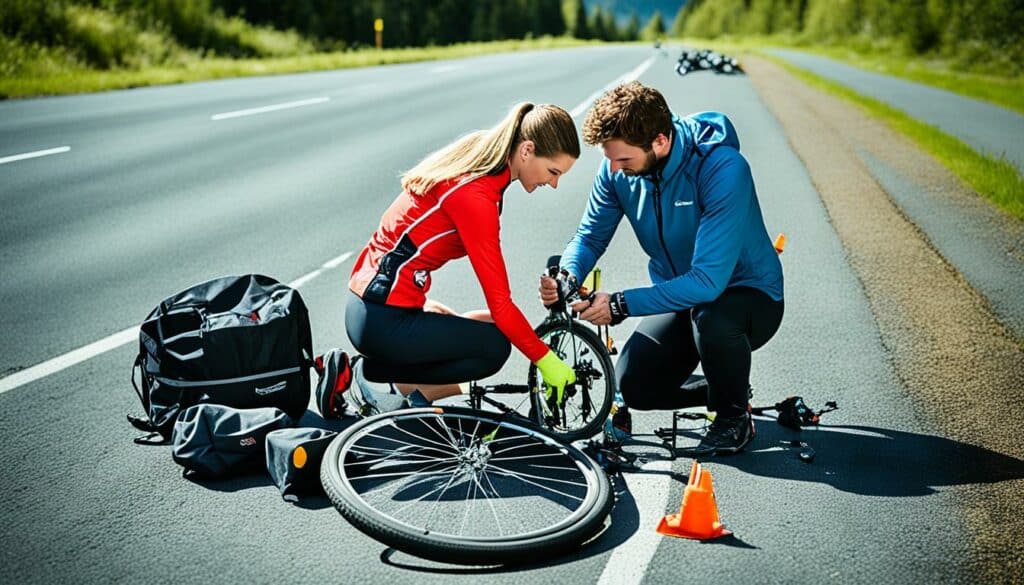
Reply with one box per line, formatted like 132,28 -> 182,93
172,404 -> 292,478
129,274 -> 313,442
265,428 -> 338,501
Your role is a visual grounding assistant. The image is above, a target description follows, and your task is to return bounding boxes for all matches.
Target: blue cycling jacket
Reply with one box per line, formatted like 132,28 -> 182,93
561,112 -> 783,315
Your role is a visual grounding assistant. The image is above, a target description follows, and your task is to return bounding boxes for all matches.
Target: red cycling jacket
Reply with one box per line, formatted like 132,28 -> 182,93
349,167 -> 549,362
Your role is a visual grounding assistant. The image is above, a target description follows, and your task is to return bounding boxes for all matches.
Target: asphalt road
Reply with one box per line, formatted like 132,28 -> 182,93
1,45 -> 1021,584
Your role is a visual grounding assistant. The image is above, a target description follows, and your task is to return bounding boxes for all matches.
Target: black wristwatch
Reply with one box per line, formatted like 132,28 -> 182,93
608,291 -> 630,326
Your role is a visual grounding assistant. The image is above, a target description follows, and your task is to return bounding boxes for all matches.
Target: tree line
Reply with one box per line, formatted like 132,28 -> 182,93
3,0 -> 1018,72
1,0 -> 667,65
674,0 -> 1022,70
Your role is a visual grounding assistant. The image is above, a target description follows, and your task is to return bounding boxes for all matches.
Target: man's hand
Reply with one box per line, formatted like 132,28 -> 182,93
576,292 -> 613,325
539,275 -> 560,307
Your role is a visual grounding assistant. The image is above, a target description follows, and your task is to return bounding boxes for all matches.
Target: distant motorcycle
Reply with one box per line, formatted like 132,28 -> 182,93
676,48 -> 743,76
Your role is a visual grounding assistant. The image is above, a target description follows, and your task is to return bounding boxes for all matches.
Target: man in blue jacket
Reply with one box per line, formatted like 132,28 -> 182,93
540,82 -> 784,455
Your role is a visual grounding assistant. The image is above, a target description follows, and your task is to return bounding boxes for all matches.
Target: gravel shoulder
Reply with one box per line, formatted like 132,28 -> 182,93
746,55 -> 1024,582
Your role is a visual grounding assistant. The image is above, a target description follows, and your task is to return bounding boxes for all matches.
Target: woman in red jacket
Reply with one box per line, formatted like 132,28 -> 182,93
318,102 -> 580,417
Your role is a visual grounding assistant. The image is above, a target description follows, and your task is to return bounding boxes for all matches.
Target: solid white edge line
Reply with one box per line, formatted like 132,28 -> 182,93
570,55 -> 656,119
0,146 -> 71,165
211,97 -> 330,121
0,250 -> 353,396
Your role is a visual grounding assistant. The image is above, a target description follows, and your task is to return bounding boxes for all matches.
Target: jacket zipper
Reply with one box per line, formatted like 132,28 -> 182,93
651,177 -> 679,276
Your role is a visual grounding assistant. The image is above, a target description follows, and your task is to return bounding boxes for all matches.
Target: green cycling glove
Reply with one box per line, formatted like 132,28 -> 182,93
534,350 -> 576,404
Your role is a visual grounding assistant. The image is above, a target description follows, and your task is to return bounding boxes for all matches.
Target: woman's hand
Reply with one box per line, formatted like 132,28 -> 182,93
534,350 -> 576,405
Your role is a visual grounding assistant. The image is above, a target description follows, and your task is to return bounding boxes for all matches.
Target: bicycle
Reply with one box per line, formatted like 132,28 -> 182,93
321,263 -> 617,565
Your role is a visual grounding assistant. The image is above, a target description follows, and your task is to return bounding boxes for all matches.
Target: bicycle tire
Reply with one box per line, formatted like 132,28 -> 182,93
321,406 -> 613,565
528,320 -> 616,442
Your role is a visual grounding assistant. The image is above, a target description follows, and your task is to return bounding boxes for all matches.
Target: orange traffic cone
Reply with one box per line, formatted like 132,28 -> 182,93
656,460 -> 732,539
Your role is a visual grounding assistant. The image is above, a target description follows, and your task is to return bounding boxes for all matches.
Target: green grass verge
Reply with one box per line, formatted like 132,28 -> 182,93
0,37 -> 596,99
761,53 -> 1024,222
673,35 -> 1024,115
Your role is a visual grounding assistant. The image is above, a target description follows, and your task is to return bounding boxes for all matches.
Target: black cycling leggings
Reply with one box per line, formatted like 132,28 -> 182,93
345,292 -> 511,384
616,286 -> 784,417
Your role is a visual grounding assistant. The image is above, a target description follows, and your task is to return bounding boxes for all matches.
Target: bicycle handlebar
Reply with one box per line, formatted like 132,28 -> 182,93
545,265 -> 593,311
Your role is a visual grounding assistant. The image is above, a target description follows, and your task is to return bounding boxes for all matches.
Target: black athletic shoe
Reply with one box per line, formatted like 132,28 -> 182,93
692,411 -> 754,455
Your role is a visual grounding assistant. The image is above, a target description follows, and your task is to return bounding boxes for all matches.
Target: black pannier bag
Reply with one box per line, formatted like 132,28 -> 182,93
128,274 -> 313,441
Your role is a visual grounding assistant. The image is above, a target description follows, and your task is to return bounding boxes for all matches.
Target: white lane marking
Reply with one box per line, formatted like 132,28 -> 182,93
597,460 -> 674,585
0,327 -> 139,396
322,251 -> 354,269
0,146 -> 71,165
211,97 -> 330,121
430,65 -> 461,73
288,269 -> 323,289
0,251 -> 354,396
570,56 -> 656,119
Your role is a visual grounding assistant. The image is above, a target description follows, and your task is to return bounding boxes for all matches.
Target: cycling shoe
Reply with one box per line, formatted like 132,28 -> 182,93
348,357 -> 410,416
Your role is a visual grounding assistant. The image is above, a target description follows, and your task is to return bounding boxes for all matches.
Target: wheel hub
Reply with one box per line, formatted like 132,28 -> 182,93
458,441 -> 492,471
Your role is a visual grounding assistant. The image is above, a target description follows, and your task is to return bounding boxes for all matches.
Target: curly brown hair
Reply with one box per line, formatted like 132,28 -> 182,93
582,81 -> 673,150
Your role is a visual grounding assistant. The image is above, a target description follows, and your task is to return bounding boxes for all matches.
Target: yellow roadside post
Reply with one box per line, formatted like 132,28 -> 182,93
374,18 -> 383,49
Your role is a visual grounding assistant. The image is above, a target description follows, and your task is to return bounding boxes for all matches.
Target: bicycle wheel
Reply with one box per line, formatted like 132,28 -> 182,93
321,406 -> 613,566
528,320 -> 616,442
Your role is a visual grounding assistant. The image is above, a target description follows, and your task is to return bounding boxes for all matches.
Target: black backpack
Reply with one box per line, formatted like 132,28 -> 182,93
128,274 -> 313,442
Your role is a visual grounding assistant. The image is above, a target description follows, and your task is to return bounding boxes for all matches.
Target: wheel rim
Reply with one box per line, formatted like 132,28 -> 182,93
335,410 -> 603,542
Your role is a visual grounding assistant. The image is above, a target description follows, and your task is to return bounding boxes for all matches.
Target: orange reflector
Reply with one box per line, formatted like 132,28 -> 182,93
292,446 -> 308,469
773,233 -> 786,254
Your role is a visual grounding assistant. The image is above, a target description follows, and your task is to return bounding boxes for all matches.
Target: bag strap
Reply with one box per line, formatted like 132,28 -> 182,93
128,350 -> 169,444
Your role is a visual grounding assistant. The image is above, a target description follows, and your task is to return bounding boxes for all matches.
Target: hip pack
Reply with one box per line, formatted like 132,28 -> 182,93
128,274 -> 313,442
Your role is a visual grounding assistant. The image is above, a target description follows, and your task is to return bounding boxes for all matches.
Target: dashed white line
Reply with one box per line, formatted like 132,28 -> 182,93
0,251 -> 354,396
570,56 -> 656,119
0,327 -> 139,396
430,65 -> 461,73
0,146 -> 71,165
211,97 -> 330,121
597,460 -> 674,585
288,269 -> 323,289
322,251 -> 354,269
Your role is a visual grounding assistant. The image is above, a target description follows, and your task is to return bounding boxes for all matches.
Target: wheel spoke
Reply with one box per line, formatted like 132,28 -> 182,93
386,467 -> 468,526
458,471 -> 476,536
349,446 -> 454,466
349,458 -> 461,481
415,415 -> 464,451
366,420 -> 459,454
484,465 -> 588,501
488,452 -> 575,464
471,469 -> 504,537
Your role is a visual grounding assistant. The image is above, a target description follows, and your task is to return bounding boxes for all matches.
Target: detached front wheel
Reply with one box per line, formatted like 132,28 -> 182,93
321,407 -> 613,565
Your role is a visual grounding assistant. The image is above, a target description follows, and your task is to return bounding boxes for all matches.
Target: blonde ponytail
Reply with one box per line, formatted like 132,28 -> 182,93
402,102 -> 579,195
